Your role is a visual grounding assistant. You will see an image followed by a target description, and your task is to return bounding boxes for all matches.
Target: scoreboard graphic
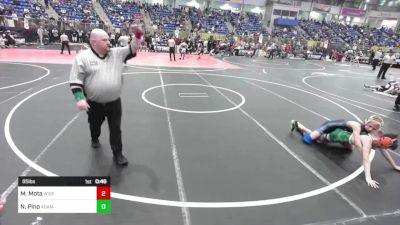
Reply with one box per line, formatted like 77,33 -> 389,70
18,177 -> 111,214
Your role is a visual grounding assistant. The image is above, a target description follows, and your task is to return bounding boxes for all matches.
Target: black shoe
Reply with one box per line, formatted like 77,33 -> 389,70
393,105 -> 400,111
290,120 -> 298,132
113,152 -> 128,166
91,139 -> 100,148
381,77 -> 386,79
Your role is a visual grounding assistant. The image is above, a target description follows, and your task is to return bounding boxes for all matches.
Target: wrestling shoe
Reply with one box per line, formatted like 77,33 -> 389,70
393,105 -> 400,112
91,139 -> 101,148
113,152 -> 128,166
290,120 -> 299,132
363,84 -> 370,88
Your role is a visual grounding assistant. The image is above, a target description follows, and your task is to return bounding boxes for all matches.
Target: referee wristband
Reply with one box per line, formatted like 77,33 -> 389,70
73,90 -> 85,101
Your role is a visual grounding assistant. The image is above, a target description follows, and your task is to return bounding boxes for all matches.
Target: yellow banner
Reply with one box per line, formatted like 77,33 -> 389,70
223,0 -> 243,3
199,33 -> 226,41
307,41 -> 325,47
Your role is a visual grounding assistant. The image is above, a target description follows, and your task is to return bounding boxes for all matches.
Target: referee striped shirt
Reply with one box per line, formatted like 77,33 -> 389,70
69,45 -> 133,103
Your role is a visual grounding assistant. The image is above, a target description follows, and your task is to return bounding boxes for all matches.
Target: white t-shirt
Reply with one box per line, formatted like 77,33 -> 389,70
168,38 -> 175,47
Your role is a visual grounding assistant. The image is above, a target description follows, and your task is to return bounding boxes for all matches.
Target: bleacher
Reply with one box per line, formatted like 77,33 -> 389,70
234,13 -> 263,35
360,27 -> 397,47
299,21 -> 343,44
148,5 -> 178,33
272,25 -> 306,41
1,0 -> 47,18
100,0 -> 142,27
189,8 -> 229,34
51,0 -> 99,23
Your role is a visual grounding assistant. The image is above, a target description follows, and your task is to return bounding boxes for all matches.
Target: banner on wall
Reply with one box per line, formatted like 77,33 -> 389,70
243,0 -> 266,6
312,3 -> 331,13
341,7 -> 366,17
329,6 -> 340,15
368,11 -> 400,20
279,0 -> 293,5
222,0 -> 243,4
199,32 -> 226,40
298,1 -> 311,11
274,18 -> 298,26
218,2 -> 241,12
222,0 -> 266,5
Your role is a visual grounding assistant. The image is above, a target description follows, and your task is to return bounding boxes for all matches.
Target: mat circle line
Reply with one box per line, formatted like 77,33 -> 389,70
130,56 -> 223,68
0,62 -> 50,90
252,59 -> 289,65
141,84 -> 246,113
5,72 -> 368,208
125,65 -> 226,72
222,57 -> 325,70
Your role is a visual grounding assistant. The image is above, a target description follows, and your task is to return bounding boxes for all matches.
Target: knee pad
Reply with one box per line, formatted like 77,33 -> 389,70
303,134 -> 313,144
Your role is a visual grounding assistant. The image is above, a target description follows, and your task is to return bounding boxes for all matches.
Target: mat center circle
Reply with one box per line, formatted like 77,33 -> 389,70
141,84 -> 246,114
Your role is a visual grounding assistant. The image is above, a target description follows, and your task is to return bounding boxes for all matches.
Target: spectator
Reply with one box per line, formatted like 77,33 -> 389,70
37,26 -> 44,45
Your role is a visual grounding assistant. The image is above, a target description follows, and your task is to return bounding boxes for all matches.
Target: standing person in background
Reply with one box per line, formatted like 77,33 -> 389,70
118,33 -> 130,47
110,32 -> 116,47
377,51 -> 395,79
179,39 -> 188,60
51,27 -> 59,43
372,49 -> 382,71
37,26 -> 44,45
71,30 -> 78,43
78,29 -> 83,43
69,26 -> 143,166
0,5 -> 5,27
369,50 -> 375,68
393,92 -> 400,112
168,35 -> 176,61
197,40 -> 204,59
118,34 -> 131,64
60,32 -> 70,55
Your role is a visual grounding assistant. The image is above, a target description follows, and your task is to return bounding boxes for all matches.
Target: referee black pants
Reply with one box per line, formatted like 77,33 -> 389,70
377,63 -> 390,79
169,47 -> 175,61
395,94 -> 400,108
87,98 -> 122,153
61,41 -> 70,54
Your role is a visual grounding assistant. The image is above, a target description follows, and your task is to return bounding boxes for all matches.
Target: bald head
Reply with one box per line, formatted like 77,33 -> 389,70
89,29 -> 111,56
90,29 -> 109,42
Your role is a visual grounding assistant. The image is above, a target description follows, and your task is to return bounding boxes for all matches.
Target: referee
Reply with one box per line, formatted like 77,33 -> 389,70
168,35 -> 176,61
69,27 -> 142,166
60,32 -> 70,55
377,51 -> 395,79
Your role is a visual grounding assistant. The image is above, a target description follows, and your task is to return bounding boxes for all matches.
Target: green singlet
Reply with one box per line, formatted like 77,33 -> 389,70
329,129 -> 369,144
329,129 -> 351,144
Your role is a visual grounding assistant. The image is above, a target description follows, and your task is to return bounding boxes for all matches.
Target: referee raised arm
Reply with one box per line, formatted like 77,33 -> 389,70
69,27 -> 143,166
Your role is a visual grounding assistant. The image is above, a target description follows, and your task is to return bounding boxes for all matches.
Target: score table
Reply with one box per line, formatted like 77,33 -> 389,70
18,176 -> 111,213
